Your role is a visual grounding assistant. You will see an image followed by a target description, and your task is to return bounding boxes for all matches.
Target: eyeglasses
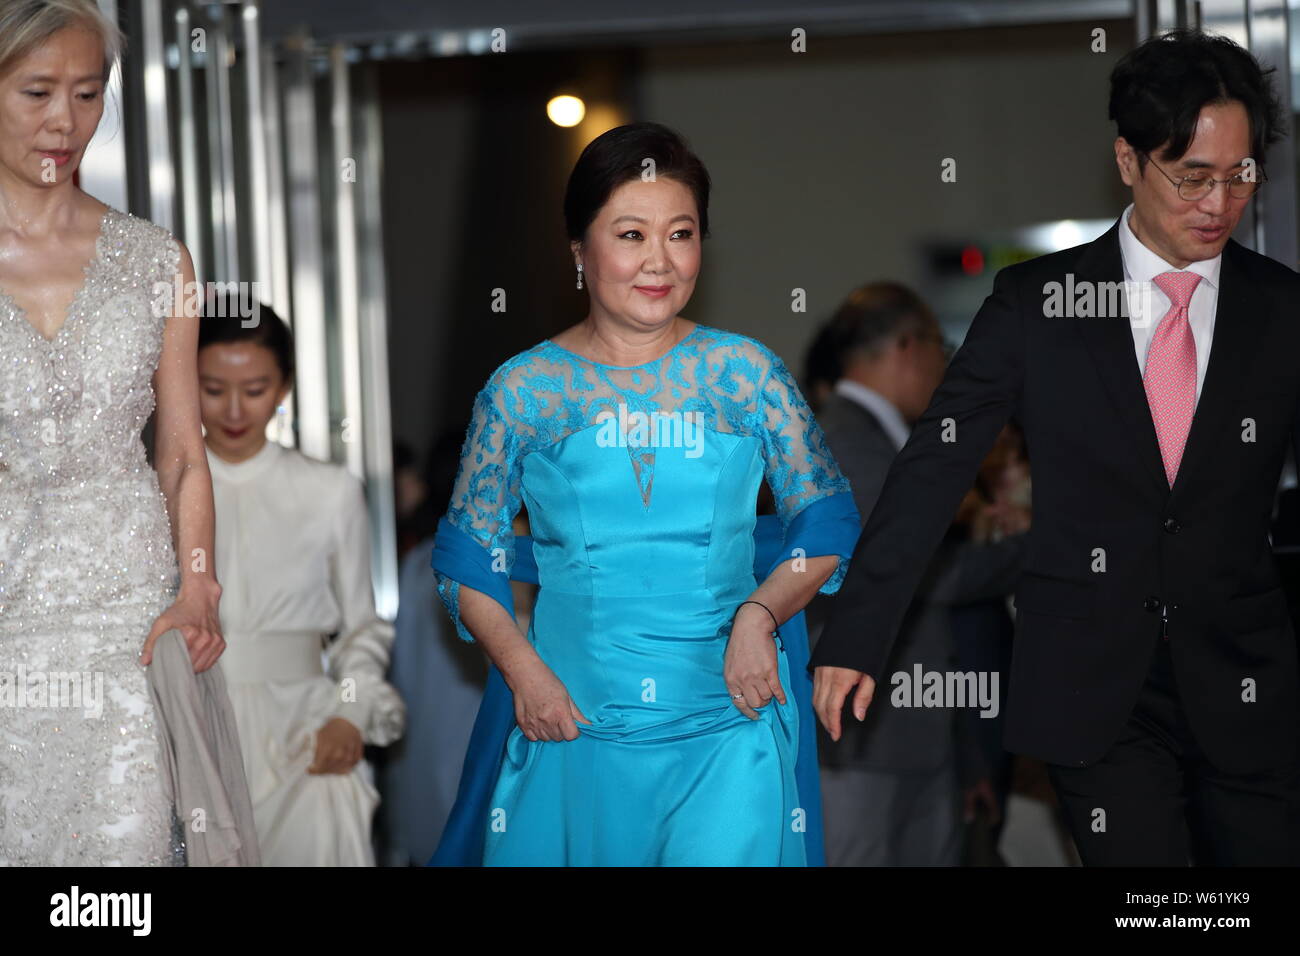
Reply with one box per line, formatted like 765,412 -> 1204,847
1143,154 -> 1266,201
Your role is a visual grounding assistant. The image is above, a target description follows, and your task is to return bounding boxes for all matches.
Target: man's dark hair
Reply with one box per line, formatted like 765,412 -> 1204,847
816,281 -> 935,380
1109,28 -> 1284,169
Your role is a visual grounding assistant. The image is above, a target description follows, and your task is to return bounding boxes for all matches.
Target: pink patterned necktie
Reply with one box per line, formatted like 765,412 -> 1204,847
1144,270 -> 1202,487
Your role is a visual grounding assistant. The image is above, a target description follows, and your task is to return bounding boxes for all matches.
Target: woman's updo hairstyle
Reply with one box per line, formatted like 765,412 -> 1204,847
198,290 -> 296,386
563,122 -> 712,244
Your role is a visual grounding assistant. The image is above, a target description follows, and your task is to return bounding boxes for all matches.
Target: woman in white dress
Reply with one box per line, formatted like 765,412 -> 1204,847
0,1 -> 226,865
198,295 -> 405,865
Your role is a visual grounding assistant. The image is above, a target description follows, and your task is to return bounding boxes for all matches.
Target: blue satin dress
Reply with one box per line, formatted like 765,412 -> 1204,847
430,324 -> 858,866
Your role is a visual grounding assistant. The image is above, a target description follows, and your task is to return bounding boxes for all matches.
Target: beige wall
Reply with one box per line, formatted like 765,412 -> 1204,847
637,20 -> 1134,366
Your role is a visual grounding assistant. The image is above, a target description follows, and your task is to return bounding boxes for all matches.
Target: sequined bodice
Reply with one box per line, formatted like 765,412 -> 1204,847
0,206 -> 181,623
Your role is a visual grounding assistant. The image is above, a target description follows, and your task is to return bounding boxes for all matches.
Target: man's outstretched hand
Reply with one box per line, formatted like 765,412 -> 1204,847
813,666 -> 877,740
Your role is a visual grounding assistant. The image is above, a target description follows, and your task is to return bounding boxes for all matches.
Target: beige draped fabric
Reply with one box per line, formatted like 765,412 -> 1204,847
146,629 -> 261,866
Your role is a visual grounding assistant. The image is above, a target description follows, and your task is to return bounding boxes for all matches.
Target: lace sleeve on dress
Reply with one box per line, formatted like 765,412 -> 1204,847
755,348 -> 858,594
433,372 -> 525,642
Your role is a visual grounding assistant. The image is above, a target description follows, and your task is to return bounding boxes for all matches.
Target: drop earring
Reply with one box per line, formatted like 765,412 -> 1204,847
576,263 -> 584,290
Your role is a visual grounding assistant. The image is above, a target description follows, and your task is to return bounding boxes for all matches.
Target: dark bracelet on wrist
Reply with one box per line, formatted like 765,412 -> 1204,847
733,600 -> 784,651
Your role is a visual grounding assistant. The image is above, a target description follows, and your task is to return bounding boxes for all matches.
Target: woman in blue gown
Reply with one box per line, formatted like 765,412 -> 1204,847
431,122 -> 859,866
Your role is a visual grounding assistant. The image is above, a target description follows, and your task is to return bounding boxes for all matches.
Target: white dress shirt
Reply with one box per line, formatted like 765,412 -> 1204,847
833,378 -> 911,451
1118,202 -> 1221,405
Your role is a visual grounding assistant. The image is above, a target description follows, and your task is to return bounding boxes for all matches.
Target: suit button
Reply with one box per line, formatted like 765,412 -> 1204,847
1163,517 -> 1180,534
1144,596 -> 1162,612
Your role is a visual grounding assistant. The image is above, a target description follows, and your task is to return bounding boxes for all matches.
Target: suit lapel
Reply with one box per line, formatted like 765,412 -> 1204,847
1073,219 -> 1170,497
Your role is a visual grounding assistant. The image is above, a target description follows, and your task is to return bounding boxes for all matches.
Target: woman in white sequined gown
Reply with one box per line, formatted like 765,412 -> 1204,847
0,5 -> 226,865
199,298 -> 405,866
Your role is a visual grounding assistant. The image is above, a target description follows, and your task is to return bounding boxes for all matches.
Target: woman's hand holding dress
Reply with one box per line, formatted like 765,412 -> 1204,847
506,656 -> 592,742
141,580 -> 225,672
309,717 -> 365,774
724,603 -> 788,719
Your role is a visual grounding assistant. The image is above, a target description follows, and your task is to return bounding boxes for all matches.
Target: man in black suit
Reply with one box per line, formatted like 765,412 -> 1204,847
811,28 -> 1300,865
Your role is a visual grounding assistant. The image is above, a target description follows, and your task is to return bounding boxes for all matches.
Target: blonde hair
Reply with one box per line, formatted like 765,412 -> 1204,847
0,0 -> 124,85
